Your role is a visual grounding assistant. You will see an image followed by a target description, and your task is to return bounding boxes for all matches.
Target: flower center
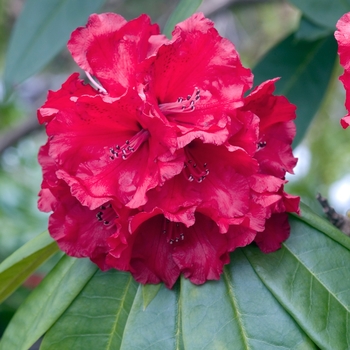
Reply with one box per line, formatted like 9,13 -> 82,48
158,88 -> 200,116
109,129 -> 150,161
162,219 -> 186,244
95,202 -> 119,228
183,148 -> 209,183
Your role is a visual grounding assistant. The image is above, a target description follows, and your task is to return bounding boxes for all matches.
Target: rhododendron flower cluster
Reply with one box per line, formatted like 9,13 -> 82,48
38,12 -> 299,288
336,13 -> 350,128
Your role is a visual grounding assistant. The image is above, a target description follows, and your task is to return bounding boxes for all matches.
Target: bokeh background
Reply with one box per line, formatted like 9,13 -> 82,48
1,0 -> 349,337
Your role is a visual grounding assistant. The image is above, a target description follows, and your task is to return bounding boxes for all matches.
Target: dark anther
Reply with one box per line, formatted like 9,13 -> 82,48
258,141 -> 267,148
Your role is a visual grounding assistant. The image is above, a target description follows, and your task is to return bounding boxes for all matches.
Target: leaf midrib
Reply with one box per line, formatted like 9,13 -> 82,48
105,275 -> 133,350
223,267 -> 251,350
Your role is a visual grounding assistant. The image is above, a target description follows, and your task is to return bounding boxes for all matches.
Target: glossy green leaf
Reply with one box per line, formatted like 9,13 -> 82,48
295,16 -> 332,41
245,215 -> 350,349
163,0 -> 203,38
142,282 -> 162,310
38,252 -> 316,349
288,0 -> 350,29
253,33 -> 337,146
0,256 -> 97,350
179,251 -> 315,349
3,0 -> 106,96
40,270 -> 138,350
3,208 -> 350,349
0,230 -> 58,304
295,202 -> 350,251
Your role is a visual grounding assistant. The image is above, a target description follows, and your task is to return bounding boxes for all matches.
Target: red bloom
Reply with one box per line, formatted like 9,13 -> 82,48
142,13 -> 252,147
107,209 -> 257,288
38,143 -> 119,269
335,13 -> 350,128
38,12 -> 299,288
39,77 -> 183,209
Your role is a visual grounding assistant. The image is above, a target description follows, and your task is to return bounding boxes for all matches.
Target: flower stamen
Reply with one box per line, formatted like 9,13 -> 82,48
95,202 -> 118,228
162,219 -> 186,244
183,149 -> 209,183
257,141 -> 267,150
109,129 -> 150,161
85,71 -> 108,94
159,88 -> 200,116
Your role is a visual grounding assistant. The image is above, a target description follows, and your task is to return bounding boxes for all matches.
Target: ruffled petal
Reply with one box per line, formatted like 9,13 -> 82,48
37,73 -> 96,124
172,213 -> 230,284
44,91 -> 182,209
254,213 -> 290,253
341,115 -> 350,129
68,13 -> 161,96
255,122 -> 297,177
335,13 -> 350,70
143,13 -> 252,145
336,14 -> 350,127
239,79 -> 297,177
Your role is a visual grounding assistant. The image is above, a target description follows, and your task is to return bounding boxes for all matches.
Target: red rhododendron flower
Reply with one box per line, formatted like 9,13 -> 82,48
38,12 -> 299,288
335,12 -> 350,128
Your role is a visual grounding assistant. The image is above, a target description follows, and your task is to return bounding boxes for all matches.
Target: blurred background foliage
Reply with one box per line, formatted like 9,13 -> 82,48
1,0 -> 350,338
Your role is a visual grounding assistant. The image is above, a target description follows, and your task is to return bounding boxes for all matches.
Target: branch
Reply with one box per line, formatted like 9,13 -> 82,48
316,193 -> 350,236
0,114 -> 42,155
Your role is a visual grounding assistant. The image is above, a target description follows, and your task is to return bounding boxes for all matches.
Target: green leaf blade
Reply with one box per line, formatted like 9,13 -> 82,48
253,33 -> 337,146
180,250 -> 315,350
120,283 -> 180,350
3,0 -> 106,96
0,230 -> 58,304
0,256 -> 97,350
295,202 -> 350,251
163,0 -> 203,38
142,283 -> 162,310
40,270 -> 138,350
245,216 -> 350,350
288,0 -> 350,29
3,209 -> 350,349
295,16 -> 333,41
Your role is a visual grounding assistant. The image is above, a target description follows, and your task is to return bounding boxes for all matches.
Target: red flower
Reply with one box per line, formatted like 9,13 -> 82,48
335,13 -> 350,128
38,12 -> 299,288
38,75 -> 183,209
141,13 -> 252,147
106,209 -> 257,288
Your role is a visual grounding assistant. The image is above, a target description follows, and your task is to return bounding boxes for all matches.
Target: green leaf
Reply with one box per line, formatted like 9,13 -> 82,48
3,208 -> 350,349
40,270 -> 138,350
180,252 -> 315,349
142,282 -> 162,310
0,231 -> 58,304
295,202 -> 350,251
245,215 -> 350,349
0,256 -> 97,350
3,0 -> 106,97
295,16 -> 332,41
253,33 -> 337,146
288,0 -> 350,29
38,253 -> 316,349
163,0 -> 203,38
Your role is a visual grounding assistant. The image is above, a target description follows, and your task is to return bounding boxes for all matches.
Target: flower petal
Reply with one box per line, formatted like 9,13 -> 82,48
68,13 -> 161,96
254,213 -> 290,253
37,73 -> 96,124
144,13 -> 252,145
128,210 -> 181,288
172,213 -> 230,284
